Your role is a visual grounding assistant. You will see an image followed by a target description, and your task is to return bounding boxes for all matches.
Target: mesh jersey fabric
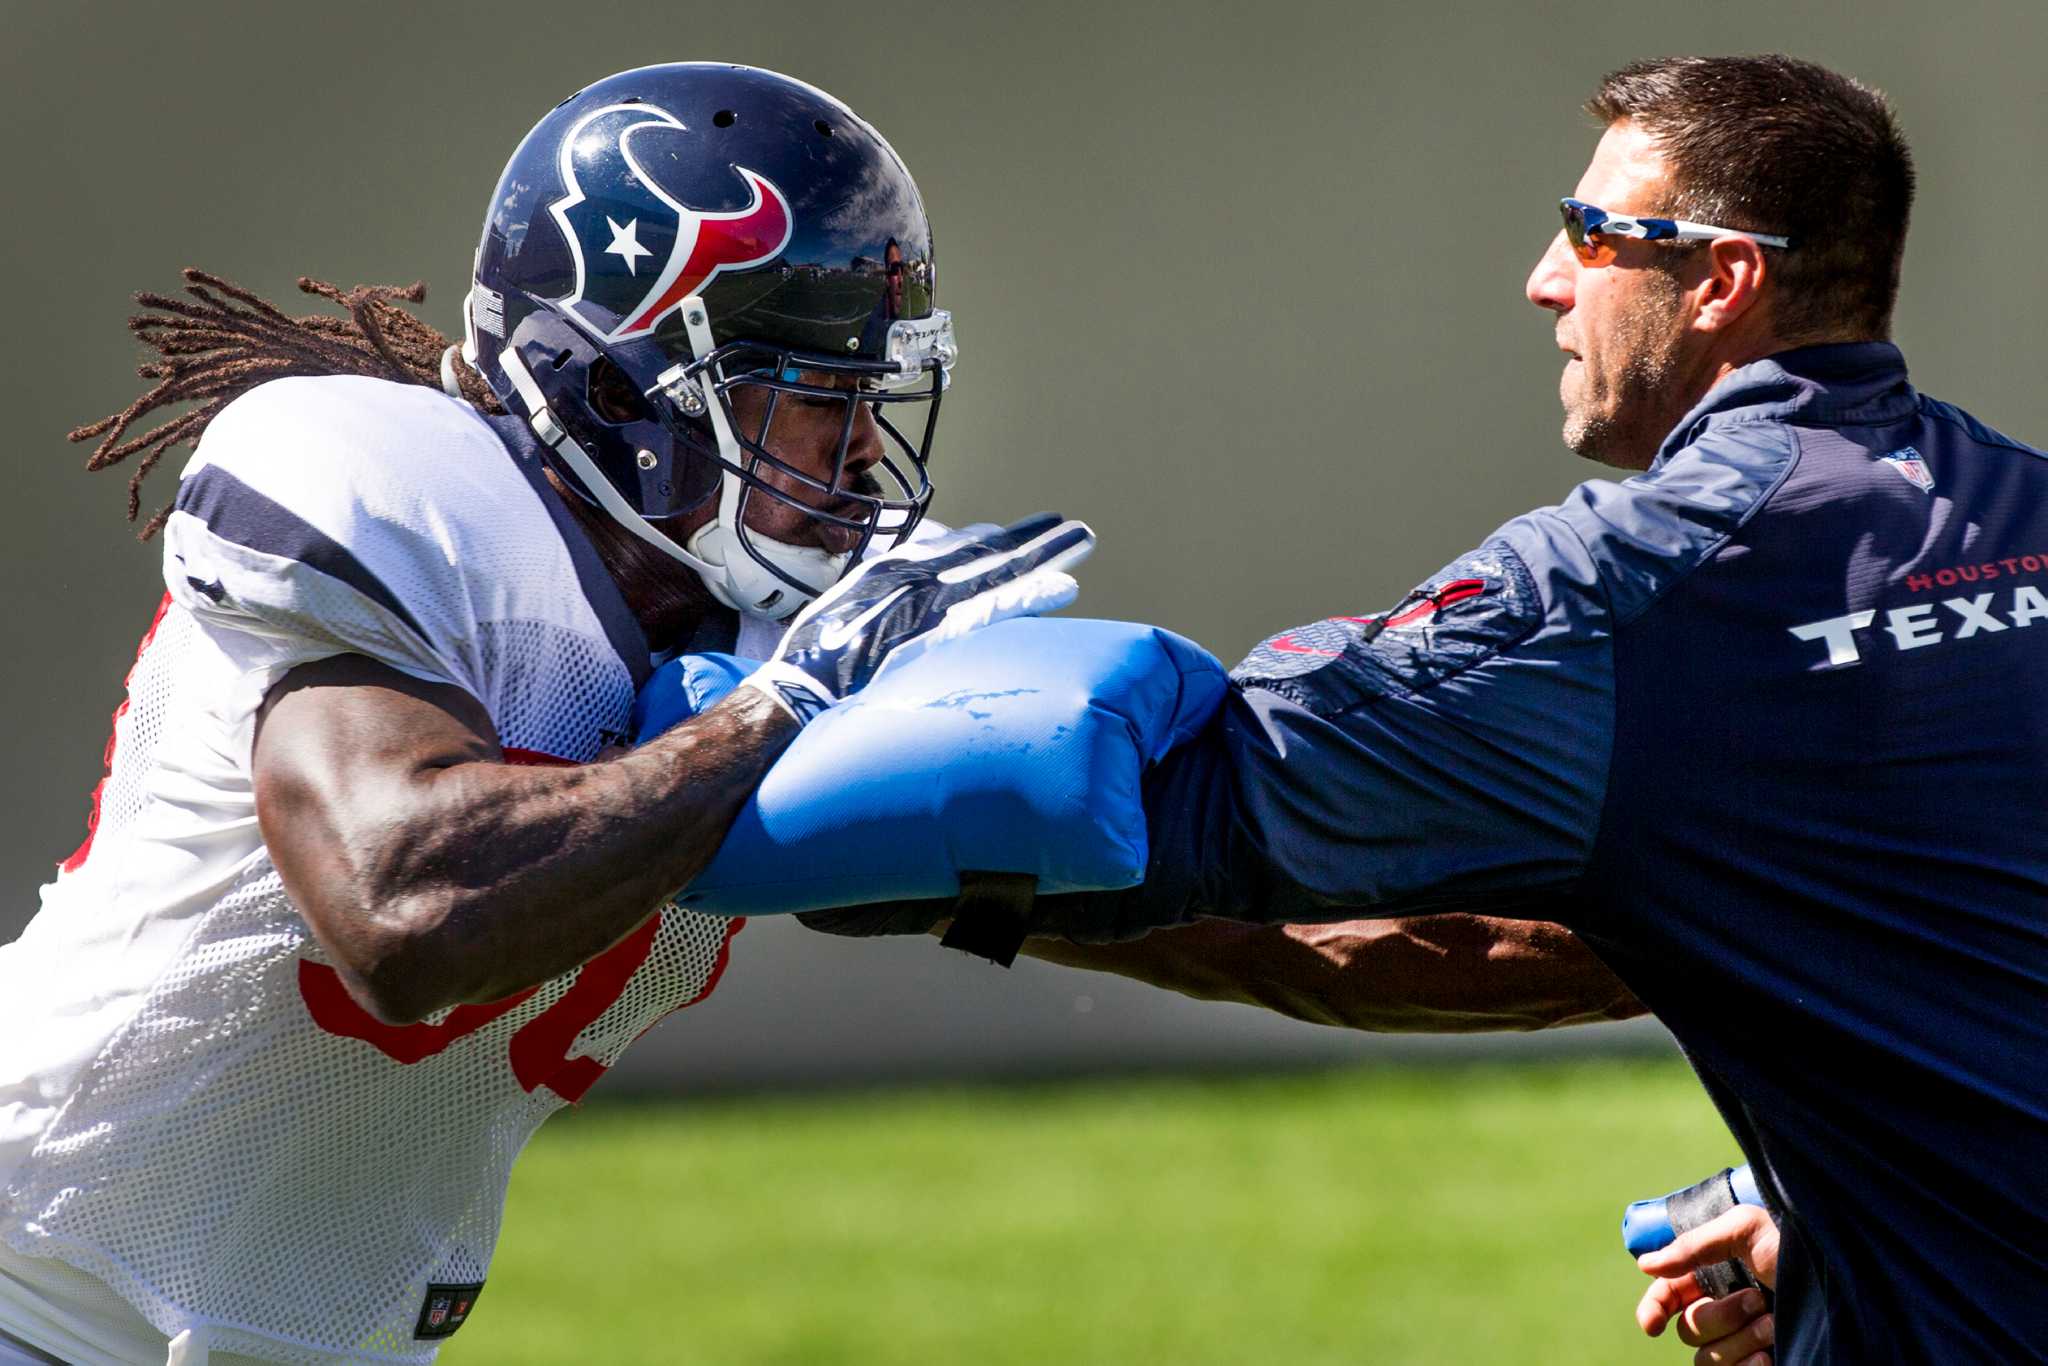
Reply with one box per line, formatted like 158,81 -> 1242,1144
0,1239 -> 275,1366
0,1328 -> 67,1366
0,377 -> 745,1364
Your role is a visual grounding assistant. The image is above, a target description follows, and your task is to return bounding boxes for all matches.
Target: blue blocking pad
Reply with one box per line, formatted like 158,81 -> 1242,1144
630,651 -> 756,739
631,618 -> 1227,913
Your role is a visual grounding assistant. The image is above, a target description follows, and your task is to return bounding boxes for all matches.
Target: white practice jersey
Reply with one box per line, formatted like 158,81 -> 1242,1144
0,377 -> 752,1364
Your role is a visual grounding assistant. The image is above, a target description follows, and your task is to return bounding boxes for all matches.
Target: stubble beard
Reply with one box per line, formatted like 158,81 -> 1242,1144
1560,283 -> 1687,470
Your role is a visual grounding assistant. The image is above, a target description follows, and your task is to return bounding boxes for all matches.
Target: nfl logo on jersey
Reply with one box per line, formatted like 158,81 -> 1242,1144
414,1282 -> 485,1340
1881,446 -> 1935,492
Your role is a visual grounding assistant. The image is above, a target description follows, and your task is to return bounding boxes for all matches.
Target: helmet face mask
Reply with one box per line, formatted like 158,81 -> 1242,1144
466,63 -> 953,619
662,336 -> 944,601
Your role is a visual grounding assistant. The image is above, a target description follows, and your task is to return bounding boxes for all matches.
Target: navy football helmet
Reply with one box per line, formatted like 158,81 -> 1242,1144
464,64 -> 954,619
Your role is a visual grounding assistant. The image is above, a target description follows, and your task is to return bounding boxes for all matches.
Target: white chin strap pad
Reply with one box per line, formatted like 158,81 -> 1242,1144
676,294 -> 853,622
685,520 -> 849,621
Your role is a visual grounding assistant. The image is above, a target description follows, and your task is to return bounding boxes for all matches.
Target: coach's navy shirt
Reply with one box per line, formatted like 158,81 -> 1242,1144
1070,344 -> 2048,1363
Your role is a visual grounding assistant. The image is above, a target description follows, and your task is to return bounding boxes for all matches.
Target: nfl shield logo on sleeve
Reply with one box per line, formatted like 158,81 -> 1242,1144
1880,446 -> 1934,493
415,1282 -> 486,1340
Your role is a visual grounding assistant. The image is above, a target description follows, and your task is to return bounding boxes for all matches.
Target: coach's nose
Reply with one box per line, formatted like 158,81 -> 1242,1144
1526,231 -> 1577,315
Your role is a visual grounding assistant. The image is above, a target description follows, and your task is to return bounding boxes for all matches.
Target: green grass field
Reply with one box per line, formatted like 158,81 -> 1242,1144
445,1056 -> 1734,1365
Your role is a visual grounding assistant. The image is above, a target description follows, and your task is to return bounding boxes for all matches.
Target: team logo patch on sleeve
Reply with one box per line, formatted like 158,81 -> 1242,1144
1232,540 -> 1541,711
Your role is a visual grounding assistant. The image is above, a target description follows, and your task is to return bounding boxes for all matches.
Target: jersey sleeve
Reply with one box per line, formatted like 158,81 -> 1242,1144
1038,507 -> 1621,942
159,379 -> 498,709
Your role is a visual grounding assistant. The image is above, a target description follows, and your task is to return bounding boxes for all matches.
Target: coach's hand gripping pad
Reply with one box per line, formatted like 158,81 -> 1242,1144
631,617 -> 1226,913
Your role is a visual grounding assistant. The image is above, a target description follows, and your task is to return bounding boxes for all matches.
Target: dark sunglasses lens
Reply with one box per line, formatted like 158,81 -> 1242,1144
1560,202 -> 1610,265
1564,205 -> 1597,253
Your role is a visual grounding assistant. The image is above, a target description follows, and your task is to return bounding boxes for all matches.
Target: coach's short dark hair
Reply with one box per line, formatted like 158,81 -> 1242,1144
1587,55 -> 1915,341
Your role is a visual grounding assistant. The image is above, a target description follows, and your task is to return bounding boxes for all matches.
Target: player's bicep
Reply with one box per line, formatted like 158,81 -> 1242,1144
252,655 -> 500,950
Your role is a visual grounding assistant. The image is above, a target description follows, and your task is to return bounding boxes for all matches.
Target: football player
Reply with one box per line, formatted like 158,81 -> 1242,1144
0,63 -> 1085,1366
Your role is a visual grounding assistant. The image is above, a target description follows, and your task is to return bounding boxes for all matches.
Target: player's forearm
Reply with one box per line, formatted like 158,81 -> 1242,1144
380,687 -> 795,1012
1022,915 -> 1644,1033
261,681 -> 793,1024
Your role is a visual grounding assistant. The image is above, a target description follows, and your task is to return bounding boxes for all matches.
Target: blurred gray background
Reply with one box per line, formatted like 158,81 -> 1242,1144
7,0 -> 2043,1088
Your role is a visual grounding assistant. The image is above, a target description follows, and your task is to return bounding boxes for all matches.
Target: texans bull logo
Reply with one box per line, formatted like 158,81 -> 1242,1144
547,101 -> 793,342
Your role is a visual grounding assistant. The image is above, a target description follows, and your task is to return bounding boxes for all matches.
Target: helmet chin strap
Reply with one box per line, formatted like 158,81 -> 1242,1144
684,517 -> 848,621
675,297 -> 846,621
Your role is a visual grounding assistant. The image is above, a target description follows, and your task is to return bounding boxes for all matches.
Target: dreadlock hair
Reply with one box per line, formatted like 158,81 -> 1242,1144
70,269 -> 503,540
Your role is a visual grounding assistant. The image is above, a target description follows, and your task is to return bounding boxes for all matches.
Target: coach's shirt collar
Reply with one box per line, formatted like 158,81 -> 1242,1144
1651,341 -> 1916,471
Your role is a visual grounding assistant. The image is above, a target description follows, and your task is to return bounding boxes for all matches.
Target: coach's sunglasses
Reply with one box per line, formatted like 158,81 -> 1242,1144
1559,197 -> 1792,268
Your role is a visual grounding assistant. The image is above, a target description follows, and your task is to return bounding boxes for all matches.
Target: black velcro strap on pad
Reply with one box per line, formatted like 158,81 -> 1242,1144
1666,1168 -> 1762,1301
1693,1257 -> 1760,1301
938,872 -> 1037,967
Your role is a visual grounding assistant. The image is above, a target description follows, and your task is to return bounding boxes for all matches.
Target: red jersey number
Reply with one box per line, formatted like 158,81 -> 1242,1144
297,919 -> 656,1102
298,748 -> 658,1102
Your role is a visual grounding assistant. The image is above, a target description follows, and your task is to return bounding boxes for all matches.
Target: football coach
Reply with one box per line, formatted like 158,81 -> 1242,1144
815,53 -> 2048,1364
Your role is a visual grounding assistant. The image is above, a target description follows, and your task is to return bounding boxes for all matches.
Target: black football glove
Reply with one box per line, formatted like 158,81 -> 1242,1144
740,513 -> 1094,725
